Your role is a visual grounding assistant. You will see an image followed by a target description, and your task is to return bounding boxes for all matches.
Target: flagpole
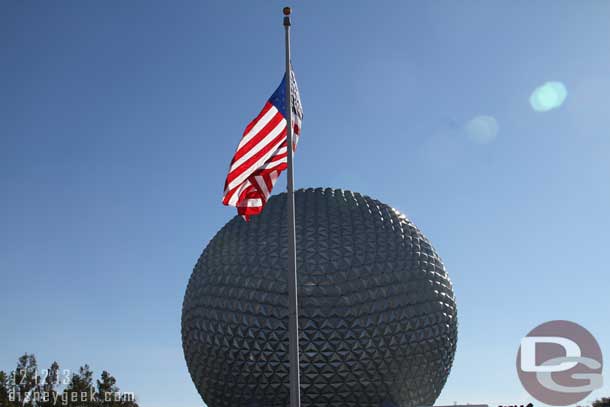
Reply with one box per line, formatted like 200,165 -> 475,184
283,6 -> 301,407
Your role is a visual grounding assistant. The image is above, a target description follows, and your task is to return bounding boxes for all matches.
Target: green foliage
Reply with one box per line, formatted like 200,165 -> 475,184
0,370 -> 11,407
0,354 -> 138,407
39,362 -> 59,407
14,353 -> 40,407
593,398 -> 610,407
63,365 -> 95,407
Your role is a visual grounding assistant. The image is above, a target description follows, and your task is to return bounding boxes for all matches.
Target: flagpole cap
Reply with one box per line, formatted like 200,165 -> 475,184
283,7 -> 291,16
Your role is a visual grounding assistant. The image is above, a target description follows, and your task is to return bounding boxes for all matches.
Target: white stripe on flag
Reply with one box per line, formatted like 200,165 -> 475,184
236,106 -> 278,151
230,114 -> 286,172
255,175 -> 270,199
226,121 -> 287,191
237,198 -> 262,207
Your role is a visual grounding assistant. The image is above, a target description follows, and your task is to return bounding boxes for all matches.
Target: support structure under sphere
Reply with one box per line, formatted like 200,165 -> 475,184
182,188 -> 457,407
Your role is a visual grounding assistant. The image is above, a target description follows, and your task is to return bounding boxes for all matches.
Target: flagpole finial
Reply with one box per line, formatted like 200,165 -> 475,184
283,7 -> 291,26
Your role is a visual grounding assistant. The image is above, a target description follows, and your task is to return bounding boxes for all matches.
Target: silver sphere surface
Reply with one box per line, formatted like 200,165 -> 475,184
182,188 -> 458,407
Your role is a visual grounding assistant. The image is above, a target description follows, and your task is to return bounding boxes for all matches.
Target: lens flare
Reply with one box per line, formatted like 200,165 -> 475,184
530,81 -> 567,112
465,115 -> 499,144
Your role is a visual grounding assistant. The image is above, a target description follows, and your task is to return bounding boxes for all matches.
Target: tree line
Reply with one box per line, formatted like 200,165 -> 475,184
0,353 -> 138,407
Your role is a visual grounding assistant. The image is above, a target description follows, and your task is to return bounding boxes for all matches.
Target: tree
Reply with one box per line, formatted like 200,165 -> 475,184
63,365 -> 95,407
13,353 -> 41,407
96,370 -> 138,407
593,398 -> 610,407
0,370 -> 11,407
39,362 -> 60,407
97,371 -> 119,407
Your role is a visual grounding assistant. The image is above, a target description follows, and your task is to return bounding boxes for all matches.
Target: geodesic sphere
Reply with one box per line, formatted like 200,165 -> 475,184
182,188 -> 457,407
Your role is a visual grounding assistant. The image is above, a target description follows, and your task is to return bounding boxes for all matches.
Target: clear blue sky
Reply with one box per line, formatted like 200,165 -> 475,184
1,1 -> 609,406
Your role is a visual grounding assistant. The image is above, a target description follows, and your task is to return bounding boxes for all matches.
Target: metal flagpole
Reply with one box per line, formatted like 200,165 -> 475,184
283,6 -> 301,407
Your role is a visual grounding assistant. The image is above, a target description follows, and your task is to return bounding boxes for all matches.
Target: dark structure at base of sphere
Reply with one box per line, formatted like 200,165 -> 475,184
182,188 -> 458,407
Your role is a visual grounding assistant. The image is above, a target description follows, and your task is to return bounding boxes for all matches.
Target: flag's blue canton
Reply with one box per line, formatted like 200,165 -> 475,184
268,74 -> 288,118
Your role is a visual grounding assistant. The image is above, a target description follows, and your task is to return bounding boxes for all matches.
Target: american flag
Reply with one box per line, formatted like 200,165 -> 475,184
222,69 -> 303,220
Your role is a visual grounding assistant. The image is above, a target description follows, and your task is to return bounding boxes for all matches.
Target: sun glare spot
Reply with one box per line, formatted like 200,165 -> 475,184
465,115 -> 499,144
530,81 -> 567,112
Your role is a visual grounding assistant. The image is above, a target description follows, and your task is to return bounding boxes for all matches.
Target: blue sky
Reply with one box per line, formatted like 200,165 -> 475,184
1,1 -> 609,406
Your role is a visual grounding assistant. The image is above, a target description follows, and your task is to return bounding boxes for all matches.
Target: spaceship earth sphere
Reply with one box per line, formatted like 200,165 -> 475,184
182,188 -> 458,407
